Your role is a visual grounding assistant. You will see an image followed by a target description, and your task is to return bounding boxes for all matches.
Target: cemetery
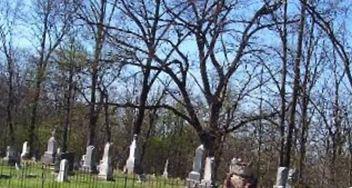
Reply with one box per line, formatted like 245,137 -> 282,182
1,0 -> 352,187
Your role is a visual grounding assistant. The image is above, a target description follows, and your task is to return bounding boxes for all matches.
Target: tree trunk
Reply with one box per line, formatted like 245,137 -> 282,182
87,67 -> 98,146
104,90 -> 111,142
200,129 -> 223,186
278,0 -> 288,167
298,93 -> 309,185
6,56 -> 15,144
284,0 -> 306,168
63,67 -> 73,152
29,69 -> 44,156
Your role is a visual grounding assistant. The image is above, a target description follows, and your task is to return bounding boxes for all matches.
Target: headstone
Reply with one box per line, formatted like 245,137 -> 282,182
57,159 -> 69,182
3,146 -> 17,166
54,148 -> 62,172
20,141 -> 30,160
200,157 -> 214,188
82,145 -> 97,173
125,134 -> 137,174
286,168 -> 297,188
15,162 -> 21,170
55,149 -> 74,173
42,130 -> 57,165
187,145 -> 205,188
98,142 -> 113,180
162,159 -> 169,178
81,154 -> 86,167
273,167 -> 289,188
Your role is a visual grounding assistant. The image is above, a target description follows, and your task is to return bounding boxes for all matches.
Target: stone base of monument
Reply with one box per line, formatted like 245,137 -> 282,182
42,152 -> 56,165
186,179 -> 200,188
98,161 -> 113,180
98,173 -> 113,181
186,171 -> 201,188
98,169 -> 113,181
81,158 -> 98,174
199,180 -> 212,188
55,152 -> 74,173
188,171 -> 201,181
82,165 -> 98,174
20,153 -> 30,160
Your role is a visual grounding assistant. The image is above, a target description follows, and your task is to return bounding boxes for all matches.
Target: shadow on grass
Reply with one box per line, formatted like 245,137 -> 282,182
0,175 -> 11,179
24,174 -> 38,179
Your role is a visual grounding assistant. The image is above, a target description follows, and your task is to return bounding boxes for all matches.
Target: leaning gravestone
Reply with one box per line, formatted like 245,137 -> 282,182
187,145 -> 205,188
57,159 -> 69,182
125,134 -> 138,174
82,145 -> 97,173
274,167 -> 289,188
20,141 -> 30,160
42,130 -> 57,165
3,146 -> 17,166
200,157 -> 214,188
162,159 -> 169,178
98,142 -> 113,180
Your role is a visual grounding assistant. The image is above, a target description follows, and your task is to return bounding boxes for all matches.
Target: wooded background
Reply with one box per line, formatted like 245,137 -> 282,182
0,0 -> 351,187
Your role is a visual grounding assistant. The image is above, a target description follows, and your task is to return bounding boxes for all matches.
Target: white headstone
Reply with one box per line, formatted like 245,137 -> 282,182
273,167 -> 289,188
125,134 -> 137,174
98,142 -> 113,180
82,145 -> 97,173
187,145 -> 205,187
42,131 -> 57,164
20,141 -> 30,160
162,159 -> 169,178
200,157 -> 213,187
4,146 -> 16,164
57,159 -> 69,182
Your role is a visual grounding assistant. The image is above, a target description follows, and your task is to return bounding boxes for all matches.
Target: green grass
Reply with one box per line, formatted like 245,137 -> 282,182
0,160 -> 185,188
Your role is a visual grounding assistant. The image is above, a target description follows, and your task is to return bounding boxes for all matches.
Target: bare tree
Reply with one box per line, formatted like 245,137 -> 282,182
27,0 -> 73,156
77,0 -> 117,146
0,1 -> 22,145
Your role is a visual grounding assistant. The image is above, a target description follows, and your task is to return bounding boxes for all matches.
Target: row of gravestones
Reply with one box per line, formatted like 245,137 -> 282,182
3,135 -> 265,186
185,145 -> 264,188
55,142 -> 114,182
185,144 -> 298,188
3,133 -> 169,183
3,138 -> 298,186
2,132 -> 114,182
3,142 -> 114,182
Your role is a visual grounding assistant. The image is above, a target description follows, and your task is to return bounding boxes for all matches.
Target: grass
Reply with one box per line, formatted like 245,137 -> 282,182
0,160 -> 185,188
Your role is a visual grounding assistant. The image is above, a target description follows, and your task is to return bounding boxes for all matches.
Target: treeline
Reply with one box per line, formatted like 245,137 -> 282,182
0,0 -> 352,187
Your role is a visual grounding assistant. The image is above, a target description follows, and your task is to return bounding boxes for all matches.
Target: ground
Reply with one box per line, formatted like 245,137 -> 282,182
0,160 -> 184,188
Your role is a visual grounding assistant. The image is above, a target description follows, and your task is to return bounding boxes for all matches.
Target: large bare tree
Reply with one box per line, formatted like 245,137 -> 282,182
27,0 -> 73,156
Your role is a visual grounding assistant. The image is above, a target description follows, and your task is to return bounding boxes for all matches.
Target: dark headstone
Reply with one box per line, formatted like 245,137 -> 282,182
55,152 -> 74,173
3,146 -> 18,166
